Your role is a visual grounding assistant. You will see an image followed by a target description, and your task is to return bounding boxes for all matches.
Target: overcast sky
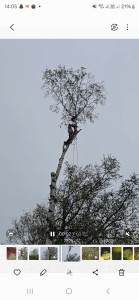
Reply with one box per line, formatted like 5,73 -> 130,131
0,40 -> 139,244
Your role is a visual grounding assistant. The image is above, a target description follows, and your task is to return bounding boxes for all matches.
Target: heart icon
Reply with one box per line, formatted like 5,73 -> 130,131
13,269 -> 21,276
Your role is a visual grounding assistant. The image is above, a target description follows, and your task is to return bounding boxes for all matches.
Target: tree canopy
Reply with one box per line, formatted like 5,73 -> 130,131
11,155 -> 139,245
42,65 -> 106,126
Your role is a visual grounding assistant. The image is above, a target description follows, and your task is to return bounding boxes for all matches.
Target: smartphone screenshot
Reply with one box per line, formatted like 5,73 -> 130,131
0,0 -> 139,298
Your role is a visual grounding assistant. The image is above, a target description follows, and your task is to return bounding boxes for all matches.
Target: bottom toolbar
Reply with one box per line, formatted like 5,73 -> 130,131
0,245 -> 139,274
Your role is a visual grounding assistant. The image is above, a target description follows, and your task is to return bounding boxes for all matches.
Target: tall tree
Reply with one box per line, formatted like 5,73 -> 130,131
65,246 -> 80,262
42,65 -> 106,242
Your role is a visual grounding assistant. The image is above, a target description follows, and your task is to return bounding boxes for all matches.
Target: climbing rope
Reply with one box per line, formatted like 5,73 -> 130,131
72,140 -> 75,165
72,137 -> 78,166
76,138 -> 79,166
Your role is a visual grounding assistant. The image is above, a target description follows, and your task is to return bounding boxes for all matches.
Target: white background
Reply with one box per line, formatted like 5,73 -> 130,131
0,0 -> 139,37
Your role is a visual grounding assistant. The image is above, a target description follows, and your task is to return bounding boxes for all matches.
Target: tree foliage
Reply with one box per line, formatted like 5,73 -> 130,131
65,253 -> 80,262
41,247 -> 58,260
123,248 -> 133,260
12,205 -> 48,244
82,247 -> 99,260
65,246 -> 80,261
29,248 -> 39,260
42,65 -> 106,126
18,247 -> 28,260
11,155 -> 139,245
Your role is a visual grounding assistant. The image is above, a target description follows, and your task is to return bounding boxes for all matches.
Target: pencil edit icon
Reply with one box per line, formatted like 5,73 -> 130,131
40,269 -> 47,276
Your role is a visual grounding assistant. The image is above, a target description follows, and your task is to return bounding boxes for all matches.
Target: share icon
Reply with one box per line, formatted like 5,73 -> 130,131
92,269 -> 98,276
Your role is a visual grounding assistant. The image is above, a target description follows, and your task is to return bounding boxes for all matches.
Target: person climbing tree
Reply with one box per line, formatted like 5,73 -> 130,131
64,118 -> 78,147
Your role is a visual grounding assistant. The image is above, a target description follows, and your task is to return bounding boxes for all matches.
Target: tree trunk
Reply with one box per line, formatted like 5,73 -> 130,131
46,129 -> 81,244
